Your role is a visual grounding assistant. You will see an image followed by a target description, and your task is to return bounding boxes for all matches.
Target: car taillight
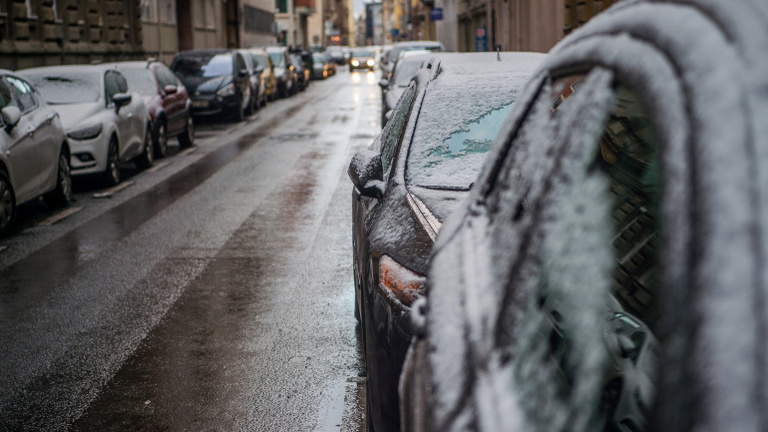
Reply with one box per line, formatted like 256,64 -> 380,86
379,255 -> 426,306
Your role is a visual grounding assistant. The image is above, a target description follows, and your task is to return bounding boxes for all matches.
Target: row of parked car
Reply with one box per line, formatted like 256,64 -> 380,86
0,45 -> 338,235
350,1 -> 768,432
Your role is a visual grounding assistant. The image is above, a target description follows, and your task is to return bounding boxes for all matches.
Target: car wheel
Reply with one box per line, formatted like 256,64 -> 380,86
44,148 -> 72,208
102,136 -> 121,187
154,121 -> 168,158
234,97 -> 246,122
135,125 -> 154,170
0,170 -> 16,235
178,115 -> 194,148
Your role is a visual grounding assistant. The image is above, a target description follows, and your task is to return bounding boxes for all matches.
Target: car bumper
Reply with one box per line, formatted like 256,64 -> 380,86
190,94 -> 239,117
69,134 -> 109,176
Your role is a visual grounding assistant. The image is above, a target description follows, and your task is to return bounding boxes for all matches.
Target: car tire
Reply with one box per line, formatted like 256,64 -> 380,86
178,115 -> 194,148
44,148 -> 72,208
0,169 -> 16,235
233,97 -> 246,122
154,121 -> 168,158
135,124 -> 154,170
102,136 -> 121,187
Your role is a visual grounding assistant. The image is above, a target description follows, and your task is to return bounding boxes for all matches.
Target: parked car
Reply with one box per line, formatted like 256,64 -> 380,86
0,71 -> 71,234
327,45 -> 346,65
379,51 -> 433,127
399,2 -> 768,432
170,49 -> 252,122
381,41 -> 444,77
348,52 -> 544,432
325,51 -> 337,76
264,46 -> 296,98
349,48 -> 376,71
106,59 -> 195,157
311,52 -> 331,79
20,64 -> 152,186
239,49 -> 268,112
248,48 -> 278,101
290,53 -> 310,91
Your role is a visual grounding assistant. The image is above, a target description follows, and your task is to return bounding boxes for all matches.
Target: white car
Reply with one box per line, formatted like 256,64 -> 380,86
19,64 -> 152,186
0,70 -> 71,234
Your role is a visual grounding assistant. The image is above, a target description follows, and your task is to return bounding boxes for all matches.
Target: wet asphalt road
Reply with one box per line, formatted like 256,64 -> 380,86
0,69 -> 381,431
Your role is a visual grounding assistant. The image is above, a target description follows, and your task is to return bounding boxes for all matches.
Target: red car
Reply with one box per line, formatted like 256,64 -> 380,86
106,60 -> 195,157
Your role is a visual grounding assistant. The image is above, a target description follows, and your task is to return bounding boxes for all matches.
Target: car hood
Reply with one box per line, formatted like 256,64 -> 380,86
407,186 -> 470,240
50,102 -> 104,130
181,75 -> 232,94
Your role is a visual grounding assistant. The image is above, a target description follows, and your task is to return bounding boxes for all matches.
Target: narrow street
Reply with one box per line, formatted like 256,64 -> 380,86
0,69 -> 380,431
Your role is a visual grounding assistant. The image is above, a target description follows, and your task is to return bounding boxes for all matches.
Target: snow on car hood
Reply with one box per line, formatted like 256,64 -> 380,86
51,102 -> 103,130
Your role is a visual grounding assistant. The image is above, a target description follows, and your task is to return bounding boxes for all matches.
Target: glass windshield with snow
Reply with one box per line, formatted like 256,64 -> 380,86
405,80 -> 517,190
173,54 -> 233,78
23,72 -> 101,104
118,68 -> 158,96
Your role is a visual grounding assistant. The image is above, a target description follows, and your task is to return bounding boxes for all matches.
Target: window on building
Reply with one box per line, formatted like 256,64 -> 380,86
140,0 -> 157,22
159,0 -> 175,24
206,0 -> 216,29
276,0 -> 288,14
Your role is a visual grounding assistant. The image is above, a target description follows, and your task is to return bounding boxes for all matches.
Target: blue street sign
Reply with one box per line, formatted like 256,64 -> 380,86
430,8 -> 443,21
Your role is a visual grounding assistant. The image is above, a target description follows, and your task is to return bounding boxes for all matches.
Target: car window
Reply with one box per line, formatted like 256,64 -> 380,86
158,66 -> 179,88
235,54 -> 247,73
269,52 -> 284,67
251,53 -> 269,69
104,71 -> 120,105
114,72 -> 129,93
118,67 -> 157,95
406,81 -> 518,190
488,70 -> 661,432
6,76 -> 37,112
380,83 -> 417,174
0,80 -> 12,124
21,71 -> 101,104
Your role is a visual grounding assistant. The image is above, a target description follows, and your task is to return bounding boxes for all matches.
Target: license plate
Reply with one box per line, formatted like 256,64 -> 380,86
192,100 -> 209,108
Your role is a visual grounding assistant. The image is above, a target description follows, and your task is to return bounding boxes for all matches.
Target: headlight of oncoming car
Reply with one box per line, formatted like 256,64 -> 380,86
379,255 -> 426,306
217,83 -> 236,96
66,123 -> 103,140
367,59 -> 375,67
352,60 -> 360,67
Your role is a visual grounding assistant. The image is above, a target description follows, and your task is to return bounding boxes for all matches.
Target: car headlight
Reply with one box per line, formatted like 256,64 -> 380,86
367,59 -> 375,67
67,123 -> 102,140
217,83 -> 236,96
352,60 -> 360,67
379,255 -> 426,306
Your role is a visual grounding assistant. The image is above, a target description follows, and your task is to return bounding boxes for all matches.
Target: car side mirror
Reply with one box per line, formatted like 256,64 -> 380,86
113,93 -> 132,112
348,150 -> 385,199
379,78 -> 389,89
239,69 -> 249,77
255,67 -> 264,75
164,85 -> 178,95
1,106 -> 21,132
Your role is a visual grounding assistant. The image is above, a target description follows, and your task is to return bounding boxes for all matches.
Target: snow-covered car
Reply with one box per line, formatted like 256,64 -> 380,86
19,65 -> 152,187
348,52 -> 544,432
381,41 -> 444,77
399,1 -> 768,432
105,60 -> 195,158
0,71 -> 71,235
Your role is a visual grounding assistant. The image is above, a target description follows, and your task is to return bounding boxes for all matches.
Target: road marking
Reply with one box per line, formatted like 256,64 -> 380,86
146,160 -> 169,173
39,206 -> 84,226
179,147 -> 197,156
93,180 -> 134,199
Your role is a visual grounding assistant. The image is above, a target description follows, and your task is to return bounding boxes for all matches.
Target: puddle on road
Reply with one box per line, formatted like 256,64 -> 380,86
319,378 -> 366,432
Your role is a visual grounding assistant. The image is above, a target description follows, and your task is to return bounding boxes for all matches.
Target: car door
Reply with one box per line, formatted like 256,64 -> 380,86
3,76 -> 58,203
234,53 -> 250,110
157,65 -> 185,133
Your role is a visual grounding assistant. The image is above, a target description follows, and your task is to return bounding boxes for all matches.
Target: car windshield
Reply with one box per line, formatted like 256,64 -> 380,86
250,54 -> 268,69
22,71 -> 101,104
269,53 -> 284,67
312,53 -> 325,61
116,67 -> 158,95
353,50 -> 372,57
406,86 -> 516,190
393,59 -> 426,87
173,54 -> 232,78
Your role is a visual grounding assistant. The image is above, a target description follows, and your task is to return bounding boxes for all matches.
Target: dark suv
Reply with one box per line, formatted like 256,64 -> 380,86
171,49 -> 252,122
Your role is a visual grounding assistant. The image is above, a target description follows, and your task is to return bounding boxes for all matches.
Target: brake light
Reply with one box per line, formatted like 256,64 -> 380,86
379,255 -> 426,306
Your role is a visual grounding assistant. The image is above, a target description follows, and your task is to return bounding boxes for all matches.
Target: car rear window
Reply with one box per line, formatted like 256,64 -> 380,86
22,71 -> 101,104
